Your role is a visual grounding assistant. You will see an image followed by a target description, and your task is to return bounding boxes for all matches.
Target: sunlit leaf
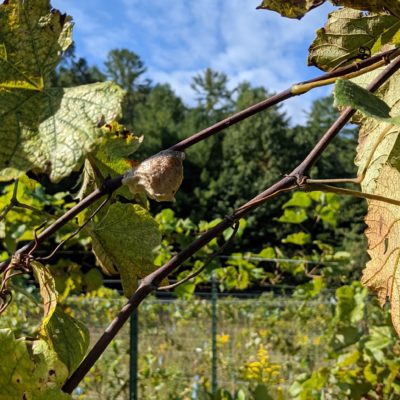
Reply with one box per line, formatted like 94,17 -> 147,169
360,165 -> 400,337
308,8 -> 399,71
332,0 -> 400,18
0,82 -> 125,182
0,328 -> 71,399
333,69 -> 400,339
87,203 -> 161,297
41,307 -> 89,375
0,0 -> 72,91
282,192 -> 312,209
282,232 -> 311,245
277,208 -> 308,224
31,260 -> 58,322
334,78 -> 400,124
0,0 -> 125,182
256,0 -> 325,19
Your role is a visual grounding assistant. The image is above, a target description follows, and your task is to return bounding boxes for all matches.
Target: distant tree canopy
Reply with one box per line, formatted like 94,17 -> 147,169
54,47 -> 363,256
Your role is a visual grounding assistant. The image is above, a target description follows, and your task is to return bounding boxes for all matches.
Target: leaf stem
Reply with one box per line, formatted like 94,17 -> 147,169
303,183 -> 400,206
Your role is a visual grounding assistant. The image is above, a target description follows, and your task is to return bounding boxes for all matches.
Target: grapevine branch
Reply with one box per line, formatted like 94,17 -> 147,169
62,53 -> 400,393
0,46 -> 396,273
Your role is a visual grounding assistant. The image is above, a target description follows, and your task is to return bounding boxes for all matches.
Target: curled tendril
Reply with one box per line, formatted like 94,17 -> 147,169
332,46 -> 372,71
0,222 -> 45,315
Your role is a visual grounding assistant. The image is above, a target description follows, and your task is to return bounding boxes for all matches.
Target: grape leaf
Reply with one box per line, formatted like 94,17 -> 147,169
0,82 -> 125,182
308,8 -> 399,71
334,79 -> 400,124
87,202 -> 161,297
333,73 -> 400,337
0,175 -> 52,250
0,328 -> 71,399
340,68 -> 400,195
78,128 -> 143,201
0,0 -> 72,90
360,165 -> 400,337
282,232 -> 311,245
256,0 -> 325,19
31,260 -> 58,322
0,0 -> 125,182
257,1 -> 400,19
331,0 -> 400,18
41,307 -> 90,375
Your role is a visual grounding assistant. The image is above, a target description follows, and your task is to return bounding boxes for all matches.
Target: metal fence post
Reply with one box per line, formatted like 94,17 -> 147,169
211,272 -> 218,395
130,310 -> 138,400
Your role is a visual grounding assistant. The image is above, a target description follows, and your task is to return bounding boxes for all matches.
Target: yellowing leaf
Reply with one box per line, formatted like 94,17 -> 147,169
87,203 -> 161,297
0,82 -> 125,182
31,260 -> 58,323
348,68 -> 400,195
335,69 -> 400,338
78,130 -> 143,201
361,165 -> 400,336
0,0 -> 72,91
257,0 -> 400,19
41,307 -> 90,375
332,0 -> 400,18
256,0 -> 325,19
0,0 -> 126,182
308,8 -> 399,71
0,328 -> 71,399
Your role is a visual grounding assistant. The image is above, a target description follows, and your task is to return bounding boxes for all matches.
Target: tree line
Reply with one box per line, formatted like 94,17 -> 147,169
52,46 -> 366,272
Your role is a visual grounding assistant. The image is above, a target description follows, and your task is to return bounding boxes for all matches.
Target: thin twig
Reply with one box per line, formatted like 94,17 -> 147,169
0,177 -> 123,272
0,179 -> 19,222
158,220 -> 239,291
303,183 -> 400,206
37,195 -> 111,261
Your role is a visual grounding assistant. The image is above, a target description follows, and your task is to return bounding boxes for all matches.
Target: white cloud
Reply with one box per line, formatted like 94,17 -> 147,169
52,0 -> 336,124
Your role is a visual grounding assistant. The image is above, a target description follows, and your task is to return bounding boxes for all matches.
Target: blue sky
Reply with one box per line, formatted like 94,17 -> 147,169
51,0 -> 336,125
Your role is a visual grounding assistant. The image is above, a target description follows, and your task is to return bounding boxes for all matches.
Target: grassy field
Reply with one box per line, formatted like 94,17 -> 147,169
60,290 -> 336,399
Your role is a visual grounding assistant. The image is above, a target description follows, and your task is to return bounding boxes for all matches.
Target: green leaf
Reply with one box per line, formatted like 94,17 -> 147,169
252,384 -> 274,400
0,175 -> 54,250
365,326 -> 394,362
83,268 -> 104,292
334,79 -> 400,124
256,0 -> 325,19
0,0 -> 125,182
335,283 -> 367,324
282,231 -> 311,245
337,349 -> 360,367
41,307 -> 89,375
78,128 -> 143,200
31,260 -> 58,323
0,328 -> 71,399
257,246 -> 276,259
87,202 -> 161,297
282,192 -> 312,209
174,281 -> 196,299
0,0 -> 72,90
277,208 -> 308,224
332,0 -> 400,18
308,8 -> 399,71
0,82 -> 125,182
